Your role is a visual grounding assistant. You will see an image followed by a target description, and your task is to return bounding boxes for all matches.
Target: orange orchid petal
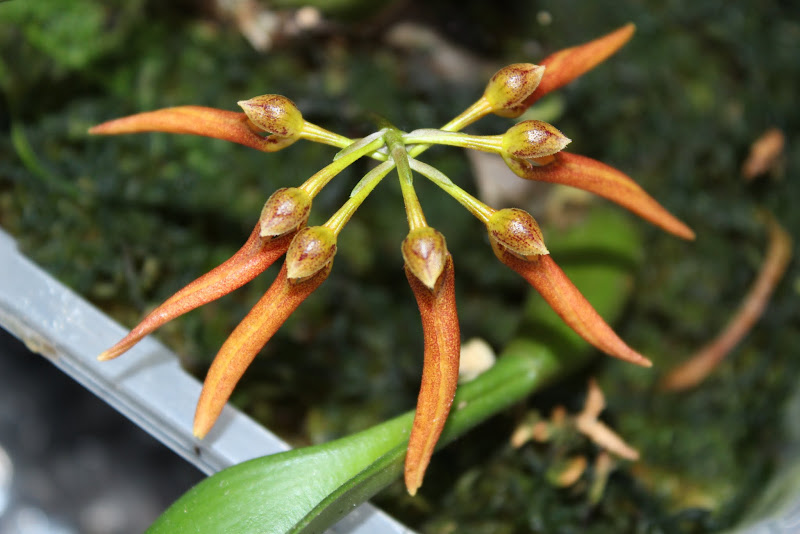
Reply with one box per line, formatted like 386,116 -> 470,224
193,261 -> 331,438
98,225 -> 295,361
496,250 -> 651,368
523,23 -> 636,108
89,106 -> 296,152
404,255 -> 461,495
519,152 -> 695,240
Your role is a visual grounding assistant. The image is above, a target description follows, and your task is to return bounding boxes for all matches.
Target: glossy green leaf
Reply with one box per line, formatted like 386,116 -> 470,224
148,205 -> 642,534
148,341 -> 575,534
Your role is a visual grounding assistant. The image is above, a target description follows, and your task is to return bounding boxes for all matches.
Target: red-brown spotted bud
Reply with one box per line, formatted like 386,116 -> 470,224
238,94 -> 304,138
259,187 -> 312,237
487,208 -> 548,260
483,63 -> 546,118
502,120 -> 571,160
285,226 -> 337,282
402,227 -> 448,290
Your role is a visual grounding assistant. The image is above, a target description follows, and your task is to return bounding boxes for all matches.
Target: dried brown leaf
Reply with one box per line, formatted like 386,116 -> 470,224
661,215 -> 793,391
742,128 -> 785,180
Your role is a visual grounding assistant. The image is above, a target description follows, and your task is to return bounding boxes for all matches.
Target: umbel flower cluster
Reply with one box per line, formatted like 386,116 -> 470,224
91,24 -> 693,495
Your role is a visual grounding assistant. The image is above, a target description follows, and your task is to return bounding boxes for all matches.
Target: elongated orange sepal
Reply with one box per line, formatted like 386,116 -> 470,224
518,152 -> 695,240
193,261 -> 331,438
404,255 -> 461,496
523,23 -> 636,108
89,106 -> 296,152
496,250 -> 651,368
98,225 -> 295,361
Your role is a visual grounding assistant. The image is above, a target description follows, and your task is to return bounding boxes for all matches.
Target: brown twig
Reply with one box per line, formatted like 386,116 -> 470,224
742,128 -> 785,180
661,215 -> 793,391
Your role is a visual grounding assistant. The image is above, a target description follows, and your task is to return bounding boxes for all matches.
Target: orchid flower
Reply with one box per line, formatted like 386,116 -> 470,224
91,24 -> 693,495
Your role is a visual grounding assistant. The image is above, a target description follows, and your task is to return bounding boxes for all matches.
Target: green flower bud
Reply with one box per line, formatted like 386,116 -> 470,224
487,208 -> 548,260
483,64 -> 545,116
402,227 -> 448,290
259,187 -> 312,237
502,120 -> 571,160
285,226 -> 337,282
237,95 -> 304,138
501,151 -> 557,178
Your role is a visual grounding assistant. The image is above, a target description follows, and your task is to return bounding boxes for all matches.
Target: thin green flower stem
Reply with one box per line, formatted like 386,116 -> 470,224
323,160 -> 395,235
307,95 -> 495,203
333,129 -> 387,161
438,96 -> 495,133
306,95 -> 493,162
409,158 -> 495,224
402,129 -> 503,153
301,122 -> 389,162
300,121 -> 354,148
406,96 -> 494,159
384,127 -> 427,231
299,137 -> 387,198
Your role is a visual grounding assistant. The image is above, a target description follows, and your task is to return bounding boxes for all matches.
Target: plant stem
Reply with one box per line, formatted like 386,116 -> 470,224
299,137 -> 386,197
146,339 -> 591,534
384,127 -> 427,231
406,96 -> 494,159
300,121 -> 354,148
402,129 -> 503,153
306,95 -> 493,163
324,160 -> 395,235
410,158 -> 495,224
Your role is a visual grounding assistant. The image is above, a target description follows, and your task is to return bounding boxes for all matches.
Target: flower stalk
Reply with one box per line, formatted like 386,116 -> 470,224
385,127 -> 427,231
409,158 -> 495,223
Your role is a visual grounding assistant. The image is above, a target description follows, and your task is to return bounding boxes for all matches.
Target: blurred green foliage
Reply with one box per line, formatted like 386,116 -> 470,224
1,0 -> 799,532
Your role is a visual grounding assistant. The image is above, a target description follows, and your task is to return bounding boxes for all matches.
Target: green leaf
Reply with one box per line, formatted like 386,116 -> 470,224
147,205 -> 642,534
148,342 -> 575,534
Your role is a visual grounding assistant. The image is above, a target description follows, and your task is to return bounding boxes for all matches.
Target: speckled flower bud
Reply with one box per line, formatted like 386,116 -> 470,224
502,120 -> 571,160
259,188 -> 312,237
238,95 -> 304,138
487,208 -> 548,260
402,227 -> 448,290
483,64 -> 545,117
285,226 -> 337,282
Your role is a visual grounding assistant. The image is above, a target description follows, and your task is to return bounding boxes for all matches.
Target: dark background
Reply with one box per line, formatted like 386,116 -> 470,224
0,328 -> 201,534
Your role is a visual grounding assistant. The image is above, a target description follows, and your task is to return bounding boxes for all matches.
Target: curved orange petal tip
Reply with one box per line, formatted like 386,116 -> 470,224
523,23 -> 636,109
404,255 -> 461,496
97,225 -> 295,362
89,106 -> 296,152
497,249 -> 652,368
193,261 -> 331,439
518,152 -> 695,240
